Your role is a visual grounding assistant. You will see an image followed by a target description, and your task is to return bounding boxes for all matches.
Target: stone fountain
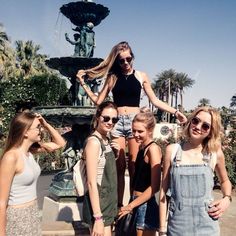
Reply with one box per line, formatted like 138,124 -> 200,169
39,0 -> 110,223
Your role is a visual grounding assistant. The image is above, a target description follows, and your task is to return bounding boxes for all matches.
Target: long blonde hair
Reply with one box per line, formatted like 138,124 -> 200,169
182,106 -> 223,153
85,41 -> 134,79
1,112 -> 36,157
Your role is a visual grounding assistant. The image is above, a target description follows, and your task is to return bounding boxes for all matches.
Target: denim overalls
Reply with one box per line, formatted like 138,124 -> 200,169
167,144 -> 220,236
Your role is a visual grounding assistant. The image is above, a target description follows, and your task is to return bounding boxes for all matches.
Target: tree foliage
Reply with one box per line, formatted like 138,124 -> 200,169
152,69 -> 195,112
222,131 -> 236,186
0,74 -> 67,132
198,98 -> 210,107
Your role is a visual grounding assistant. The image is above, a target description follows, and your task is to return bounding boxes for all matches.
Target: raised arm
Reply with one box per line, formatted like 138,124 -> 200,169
65,33 -> 76,45
208,148 -> 232,219
84,137 -> 104,235
0,152 -> 17,236
159,144 -> 173,235
141,72 -> 187,124
76,70 -> 113,105
34,115 -> 66,153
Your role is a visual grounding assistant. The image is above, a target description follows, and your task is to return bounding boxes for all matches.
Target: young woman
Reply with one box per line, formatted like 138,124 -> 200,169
118,108 -> 162,236
159,107 -> 232,236
77,41 -> 187,207
0,112 -> 65,236
82,101 -> 119,236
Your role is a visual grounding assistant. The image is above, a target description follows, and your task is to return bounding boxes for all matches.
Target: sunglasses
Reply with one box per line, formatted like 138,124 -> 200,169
191,117 -> 211,133
101,115 -> 119,124
118,56 -> 133,65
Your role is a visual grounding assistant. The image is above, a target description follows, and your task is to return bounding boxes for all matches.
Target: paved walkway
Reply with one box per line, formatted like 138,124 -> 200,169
38,174 -> 236,236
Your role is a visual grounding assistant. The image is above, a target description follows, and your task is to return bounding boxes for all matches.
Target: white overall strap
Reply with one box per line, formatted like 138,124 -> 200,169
170,143 -> 181,163
209,152 -> 217,171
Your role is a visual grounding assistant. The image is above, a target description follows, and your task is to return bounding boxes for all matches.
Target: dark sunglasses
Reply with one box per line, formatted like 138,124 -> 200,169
191,117 -> 211,133
101,115 -> 119,124
118,56 -> 133,65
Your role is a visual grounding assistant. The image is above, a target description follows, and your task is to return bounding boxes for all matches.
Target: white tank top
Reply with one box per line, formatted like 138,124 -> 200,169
8,152 -> 41,205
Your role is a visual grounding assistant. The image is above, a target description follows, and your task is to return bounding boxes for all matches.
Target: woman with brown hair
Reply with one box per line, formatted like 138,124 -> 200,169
0,112 -> 65,236
77,41 -> 187,207
82,101 -> 119,236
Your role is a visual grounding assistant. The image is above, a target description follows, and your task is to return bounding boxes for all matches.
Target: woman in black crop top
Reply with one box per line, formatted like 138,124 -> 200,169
118,108 -> 162,235
76,41 -> 187,207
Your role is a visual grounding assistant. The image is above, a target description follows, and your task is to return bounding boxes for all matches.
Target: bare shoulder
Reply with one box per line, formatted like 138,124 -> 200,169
149,142 -> 162,154
86,136 -> 100,149
165,143 -> 178,161
0,150 -> 18,167
136,70 -> 148,79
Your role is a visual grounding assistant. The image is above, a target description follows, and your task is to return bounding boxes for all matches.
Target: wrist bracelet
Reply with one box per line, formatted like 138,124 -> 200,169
174,110 -> 179,116
94,215 -> 103,221
223,195 -> 232,202
81,83 -> 86,87
159,231 -> 167,236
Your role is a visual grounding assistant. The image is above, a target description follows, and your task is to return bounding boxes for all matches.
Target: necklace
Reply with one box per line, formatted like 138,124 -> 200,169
122,70 -> 134,80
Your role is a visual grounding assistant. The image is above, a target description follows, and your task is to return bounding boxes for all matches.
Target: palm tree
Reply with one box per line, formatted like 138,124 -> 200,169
175,72 -> 195,111
230,94 -> 236,110
0,23 -> 16,80
152,69 -> 176,104
198,98 -> 210,107
15,40 -> 48,77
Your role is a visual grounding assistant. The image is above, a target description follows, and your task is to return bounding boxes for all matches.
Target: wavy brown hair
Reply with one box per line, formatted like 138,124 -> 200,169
182,106 -> 223,153
85,41 -> 134,79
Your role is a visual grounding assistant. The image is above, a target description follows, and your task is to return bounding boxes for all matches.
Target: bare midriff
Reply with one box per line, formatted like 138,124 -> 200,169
8,198 -> 37,208
117,106 -> 140,115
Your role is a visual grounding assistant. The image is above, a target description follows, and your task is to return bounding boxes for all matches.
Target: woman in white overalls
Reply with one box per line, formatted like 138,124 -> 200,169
159,106 -> 232,236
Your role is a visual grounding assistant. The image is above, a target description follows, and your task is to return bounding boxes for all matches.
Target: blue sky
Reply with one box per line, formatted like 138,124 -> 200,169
0,0 -> 235,110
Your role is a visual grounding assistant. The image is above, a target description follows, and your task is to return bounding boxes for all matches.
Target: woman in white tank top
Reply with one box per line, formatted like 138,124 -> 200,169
0,112 -> 66,236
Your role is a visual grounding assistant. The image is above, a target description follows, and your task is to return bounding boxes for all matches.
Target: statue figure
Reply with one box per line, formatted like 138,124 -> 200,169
80,22 -> 95,58
48,124 -> 90,198
65,33 -> 81,57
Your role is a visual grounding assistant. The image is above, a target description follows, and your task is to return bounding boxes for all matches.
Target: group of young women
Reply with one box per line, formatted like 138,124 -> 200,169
0,41 -> 232,236
76,41 -> 232,236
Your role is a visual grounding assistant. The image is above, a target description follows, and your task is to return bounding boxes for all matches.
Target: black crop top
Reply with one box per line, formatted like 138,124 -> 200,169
132,141 -> 155,192
112,70 -> 142,107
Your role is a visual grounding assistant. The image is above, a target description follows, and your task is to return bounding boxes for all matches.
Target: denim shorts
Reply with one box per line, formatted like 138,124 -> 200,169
132,195 -> 159,231
111,113 -> 136,139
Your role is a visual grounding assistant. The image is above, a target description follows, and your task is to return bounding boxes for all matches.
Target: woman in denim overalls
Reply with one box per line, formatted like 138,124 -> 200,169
159,107 -> 232,236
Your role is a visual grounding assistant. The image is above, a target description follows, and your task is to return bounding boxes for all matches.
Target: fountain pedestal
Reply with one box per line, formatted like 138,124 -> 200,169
40,0 -> 110,223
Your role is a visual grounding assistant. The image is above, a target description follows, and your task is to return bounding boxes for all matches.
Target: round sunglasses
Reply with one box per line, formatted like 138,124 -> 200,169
101,115 -> 119,124
118,56 -> 133,65
191,117 -> 211,133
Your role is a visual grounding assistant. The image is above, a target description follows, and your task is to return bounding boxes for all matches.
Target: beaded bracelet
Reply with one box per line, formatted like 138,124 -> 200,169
174,110 -> 179,116
94,215 -> 103,221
